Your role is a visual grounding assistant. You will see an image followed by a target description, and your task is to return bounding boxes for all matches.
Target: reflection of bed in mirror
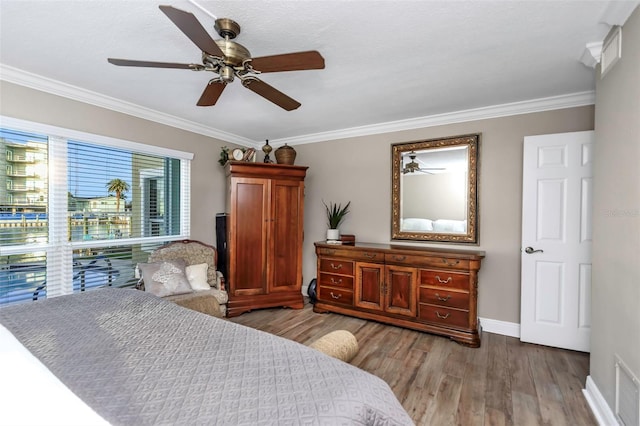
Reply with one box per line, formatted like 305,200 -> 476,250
400,217 -> 467,233
400,158 -> 468,233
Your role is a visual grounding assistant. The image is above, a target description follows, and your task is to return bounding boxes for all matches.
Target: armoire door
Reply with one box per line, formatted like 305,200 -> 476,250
230,177 -> 269,296
268,179 -> 304,293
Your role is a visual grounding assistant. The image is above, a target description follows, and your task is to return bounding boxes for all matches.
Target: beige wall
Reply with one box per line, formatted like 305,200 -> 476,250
1,81 -> 596,325
296,106 -> 594,323
0,80 -> 237,246
591,6 -> 640,412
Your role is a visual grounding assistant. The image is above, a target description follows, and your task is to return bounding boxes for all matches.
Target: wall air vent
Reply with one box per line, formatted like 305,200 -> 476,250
615,355 -> 640,426
601,26 -> 622,78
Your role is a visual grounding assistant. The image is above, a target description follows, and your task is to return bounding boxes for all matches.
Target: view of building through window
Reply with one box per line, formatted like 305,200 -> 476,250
0,126 -> 188,306
1,129 -> 48,245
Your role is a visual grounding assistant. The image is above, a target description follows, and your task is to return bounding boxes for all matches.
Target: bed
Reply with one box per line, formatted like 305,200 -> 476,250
401,217 -> 467,233
0,288 -> 413,425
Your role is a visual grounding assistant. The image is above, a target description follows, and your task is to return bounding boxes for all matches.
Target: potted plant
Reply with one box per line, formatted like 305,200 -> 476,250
323,200 -> 351,241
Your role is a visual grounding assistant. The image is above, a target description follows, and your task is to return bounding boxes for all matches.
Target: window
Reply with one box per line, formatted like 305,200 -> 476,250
0,117 -> 192,306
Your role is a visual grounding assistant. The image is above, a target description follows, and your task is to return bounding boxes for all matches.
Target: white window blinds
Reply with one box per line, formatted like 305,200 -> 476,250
0,117 -> 192,306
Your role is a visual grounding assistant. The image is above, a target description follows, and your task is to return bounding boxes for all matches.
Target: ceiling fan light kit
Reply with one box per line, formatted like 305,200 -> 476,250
107,5 -> 324,110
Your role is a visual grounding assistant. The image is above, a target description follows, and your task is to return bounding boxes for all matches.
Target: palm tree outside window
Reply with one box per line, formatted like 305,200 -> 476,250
106,178 -> 130,213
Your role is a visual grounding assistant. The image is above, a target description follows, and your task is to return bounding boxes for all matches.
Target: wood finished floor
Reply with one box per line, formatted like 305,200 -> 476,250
229,300 -> 596,426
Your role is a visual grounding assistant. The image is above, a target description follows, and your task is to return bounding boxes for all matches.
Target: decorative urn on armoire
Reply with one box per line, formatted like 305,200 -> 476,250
274,144 -> 297,165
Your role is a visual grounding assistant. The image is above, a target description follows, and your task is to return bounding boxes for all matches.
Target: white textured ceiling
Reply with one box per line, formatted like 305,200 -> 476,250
0,1 -> 632,146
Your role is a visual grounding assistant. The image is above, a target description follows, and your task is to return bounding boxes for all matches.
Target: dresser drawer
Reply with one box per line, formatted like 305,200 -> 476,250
319,272 -> 354,290
420,270 -> 470,290
316,247 -> 353,258
319,258 -> 354,275
386,254 -> 470,270
419,287 -> 469,310
317,247 -> 383,262
384,253 -> 422,265
419,304 -> 469,329
317,285 -> 353,306
349,250 -> 383,262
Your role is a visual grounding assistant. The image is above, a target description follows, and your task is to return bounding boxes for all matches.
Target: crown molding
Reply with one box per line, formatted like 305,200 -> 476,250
580,41 -> 603,68
578,1 -> 638,70
600,0 -> 639,26
0,64 -> 254,146
1,63 -> 595,148
273,91 -> 596,146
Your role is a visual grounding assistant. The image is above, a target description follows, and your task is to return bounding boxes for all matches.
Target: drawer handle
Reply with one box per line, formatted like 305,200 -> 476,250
364,253 -> 377,259
330,277 -> 343,285
330,263 -> 343,270
330,292 -> 342,300
393,255 -> 406,261
435,311 -> 450,319
435,293 -> 451,302
435,275 -> 452,284
442,258 -> 460,267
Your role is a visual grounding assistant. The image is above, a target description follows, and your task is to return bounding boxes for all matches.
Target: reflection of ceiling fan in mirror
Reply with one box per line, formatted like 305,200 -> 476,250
107,5 -> 325,110
402,151 -> 446,174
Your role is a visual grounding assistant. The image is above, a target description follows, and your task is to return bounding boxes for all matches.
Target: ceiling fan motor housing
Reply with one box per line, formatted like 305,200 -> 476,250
211,39 -> 251,66
214,18 -> 241,39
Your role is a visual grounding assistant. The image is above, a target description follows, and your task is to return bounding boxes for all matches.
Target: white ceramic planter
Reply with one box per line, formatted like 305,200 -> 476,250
326,228 -> 340,241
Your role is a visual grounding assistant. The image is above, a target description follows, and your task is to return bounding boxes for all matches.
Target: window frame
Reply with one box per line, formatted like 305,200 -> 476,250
0,115 -> 194,301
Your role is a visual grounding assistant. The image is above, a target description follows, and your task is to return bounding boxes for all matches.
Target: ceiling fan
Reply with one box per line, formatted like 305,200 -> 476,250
402,151 -> 446,174
107,5 -> 325,111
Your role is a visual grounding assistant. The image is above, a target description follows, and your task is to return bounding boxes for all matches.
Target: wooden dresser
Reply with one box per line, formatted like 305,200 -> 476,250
225,162 -> 307,317
314,242 -> 485,347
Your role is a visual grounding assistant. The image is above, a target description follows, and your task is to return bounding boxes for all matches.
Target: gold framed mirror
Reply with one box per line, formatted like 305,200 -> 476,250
391,134 -> 479,244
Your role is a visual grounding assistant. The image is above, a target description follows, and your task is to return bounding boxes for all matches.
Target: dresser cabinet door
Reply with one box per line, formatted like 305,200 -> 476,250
355,262 -> 384,311
385,265 -> 417,317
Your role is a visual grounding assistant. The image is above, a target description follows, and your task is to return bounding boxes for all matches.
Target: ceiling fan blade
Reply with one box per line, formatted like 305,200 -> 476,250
108,58 -> 202,69
197,80 -> 226,106
241,77 -> 301,111
250,51 -> 325,73
158,5 -> 224,57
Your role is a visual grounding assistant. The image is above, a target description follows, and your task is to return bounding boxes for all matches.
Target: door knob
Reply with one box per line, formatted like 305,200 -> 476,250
524,247 -> 543,254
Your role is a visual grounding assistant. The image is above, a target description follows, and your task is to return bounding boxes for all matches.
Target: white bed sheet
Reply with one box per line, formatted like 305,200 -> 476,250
0,324 -> 109,426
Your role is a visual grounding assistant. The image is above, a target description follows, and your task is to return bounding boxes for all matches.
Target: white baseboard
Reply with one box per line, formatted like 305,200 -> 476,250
478,317 -> 520,338
583,375 -> 619,425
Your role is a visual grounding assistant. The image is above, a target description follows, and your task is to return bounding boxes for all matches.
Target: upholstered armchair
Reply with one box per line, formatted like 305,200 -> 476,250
136,239 -> 228,317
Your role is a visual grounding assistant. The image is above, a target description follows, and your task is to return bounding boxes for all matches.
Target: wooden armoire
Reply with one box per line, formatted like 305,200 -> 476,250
225,162 -> 308,317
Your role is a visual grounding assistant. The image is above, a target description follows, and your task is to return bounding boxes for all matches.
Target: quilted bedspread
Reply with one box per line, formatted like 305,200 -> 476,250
0,288 -> 414,425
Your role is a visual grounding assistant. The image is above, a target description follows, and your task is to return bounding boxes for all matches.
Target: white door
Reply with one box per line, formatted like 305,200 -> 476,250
520,130 -> 593,352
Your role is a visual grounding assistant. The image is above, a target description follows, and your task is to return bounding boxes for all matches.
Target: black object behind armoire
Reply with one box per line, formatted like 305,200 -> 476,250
215,213 -> 228,282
